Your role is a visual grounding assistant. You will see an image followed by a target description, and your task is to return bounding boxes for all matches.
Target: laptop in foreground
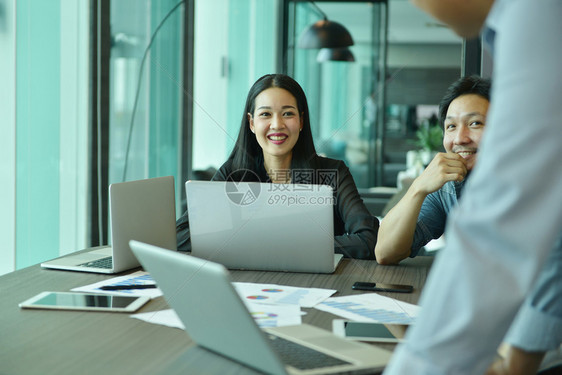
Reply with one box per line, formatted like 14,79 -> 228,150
41,176 -> 177,274
129,240 -> 391,375
186,180 -> 343,273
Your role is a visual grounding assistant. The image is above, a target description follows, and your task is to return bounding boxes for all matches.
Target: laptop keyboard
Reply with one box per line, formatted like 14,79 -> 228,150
266,334 -> 351,370
78,256 -> 113,269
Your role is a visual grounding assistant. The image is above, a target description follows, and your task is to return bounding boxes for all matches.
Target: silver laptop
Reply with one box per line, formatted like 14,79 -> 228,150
129,240 -> 391,375
186,180 -> 343,273
41,176 -> 177,274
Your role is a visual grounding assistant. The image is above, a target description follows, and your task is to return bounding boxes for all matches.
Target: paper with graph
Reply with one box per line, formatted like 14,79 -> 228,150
314,293 -> 419,324
232,282 -> 336,308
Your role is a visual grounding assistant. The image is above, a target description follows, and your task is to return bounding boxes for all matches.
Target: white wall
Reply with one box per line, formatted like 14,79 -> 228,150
192,0 -> 229,171
59,0 -> 90,255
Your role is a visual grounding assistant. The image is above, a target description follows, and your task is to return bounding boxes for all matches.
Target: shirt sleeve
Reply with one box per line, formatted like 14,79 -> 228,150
332,161 -> 379,260
505,234 -> 562,352
411,190 -> 448,257
384,0 -> 562,373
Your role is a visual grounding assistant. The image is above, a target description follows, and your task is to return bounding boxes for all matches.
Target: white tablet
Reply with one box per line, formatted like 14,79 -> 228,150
19,291 -> 150,313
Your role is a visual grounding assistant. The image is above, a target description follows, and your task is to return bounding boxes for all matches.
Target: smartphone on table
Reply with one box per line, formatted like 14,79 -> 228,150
352,281 -> 413,293
332,319 -> 402,343
19,291 -> 150,313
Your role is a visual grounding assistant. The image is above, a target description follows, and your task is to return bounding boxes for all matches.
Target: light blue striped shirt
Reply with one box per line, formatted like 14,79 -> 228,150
385,0 -> 562,373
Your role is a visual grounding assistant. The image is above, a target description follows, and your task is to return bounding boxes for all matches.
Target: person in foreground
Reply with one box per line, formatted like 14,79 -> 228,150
177,74 -> 378,259
383,0 -> 562,374
375,75 -> 490,265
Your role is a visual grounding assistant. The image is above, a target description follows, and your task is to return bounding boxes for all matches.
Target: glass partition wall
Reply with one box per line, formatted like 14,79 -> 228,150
383,1 -> 462,188
190,0 -> 278,173
109,0 -> 184,201
285,0 -> 462,188
1,0 -> 465,274
284,1 -> 388,187
188,0 -> 279,212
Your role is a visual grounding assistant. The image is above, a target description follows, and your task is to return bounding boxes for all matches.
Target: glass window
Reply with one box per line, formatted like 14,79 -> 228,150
384,1 -> 462,188
285,0 -> 462,189
6,1 -> 90,272
2,0 -> 186,273
286,1 -> 387,188
0,0 -> 17,275
191,0 -> 278,175
1,0 -> 464,274
109,0 -> 184,205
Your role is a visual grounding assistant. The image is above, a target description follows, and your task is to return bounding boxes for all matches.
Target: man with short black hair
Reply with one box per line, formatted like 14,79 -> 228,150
375,75 -> 491,265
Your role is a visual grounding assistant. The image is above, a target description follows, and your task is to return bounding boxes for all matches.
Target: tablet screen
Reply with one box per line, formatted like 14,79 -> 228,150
343,322 -> 396,339
19,291 -> 149,312
33,292 -> 137,308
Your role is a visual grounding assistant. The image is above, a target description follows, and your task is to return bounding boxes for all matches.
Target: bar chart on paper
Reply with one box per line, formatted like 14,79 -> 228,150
71,271 -> 161,298
315,293 -> 419,324
100,273 -> 155,293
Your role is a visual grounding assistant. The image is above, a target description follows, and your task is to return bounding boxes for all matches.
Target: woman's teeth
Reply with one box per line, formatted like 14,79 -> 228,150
268,135 -> 287,141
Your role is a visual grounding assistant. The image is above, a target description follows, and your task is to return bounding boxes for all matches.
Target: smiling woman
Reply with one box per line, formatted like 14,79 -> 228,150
248,87 -> 304,179
177,74 -> 380,260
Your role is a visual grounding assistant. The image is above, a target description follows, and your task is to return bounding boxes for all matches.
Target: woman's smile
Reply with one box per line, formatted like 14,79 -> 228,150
267,133 -> 288,144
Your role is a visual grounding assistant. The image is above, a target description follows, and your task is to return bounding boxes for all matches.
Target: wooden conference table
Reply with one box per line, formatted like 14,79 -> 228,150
0,256 -> 433,375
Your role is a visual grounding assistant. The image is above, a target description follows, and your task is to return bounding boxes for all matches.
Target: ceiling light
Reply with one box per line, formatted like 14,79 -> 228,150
317,47 -> 355,62
298,2 -> 354,49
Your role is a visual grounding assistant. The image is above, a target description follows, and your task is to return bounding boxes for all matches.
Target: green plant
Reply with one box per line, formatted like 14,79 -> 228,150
411,124 -> 443,152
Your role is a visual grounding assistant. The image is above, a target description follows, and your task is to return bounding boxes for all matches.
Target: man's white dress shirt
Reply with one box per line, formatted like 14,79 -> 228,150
384,0 -> 562,373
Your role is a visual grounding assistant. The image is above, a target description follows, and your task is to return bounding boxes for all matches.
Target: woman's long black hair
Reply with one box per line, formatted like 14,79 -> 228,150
228,74 -> 318,178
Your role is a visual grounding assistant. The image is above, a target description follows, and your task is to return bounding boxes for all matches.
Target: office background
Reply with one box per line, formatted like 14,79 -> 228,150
0,0 -> 474,275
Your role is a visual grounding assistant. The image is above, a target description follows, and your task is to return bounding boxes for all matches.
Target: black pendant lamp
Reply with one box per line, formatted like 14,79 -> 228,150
317,47 -> 355,62
298,2 -> 354,50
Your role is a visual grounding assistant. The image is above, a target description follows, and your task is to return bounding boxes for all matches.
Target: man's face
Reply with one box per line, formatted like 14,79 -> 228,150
443,94 -> 489,171
411,0 -> 494,38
